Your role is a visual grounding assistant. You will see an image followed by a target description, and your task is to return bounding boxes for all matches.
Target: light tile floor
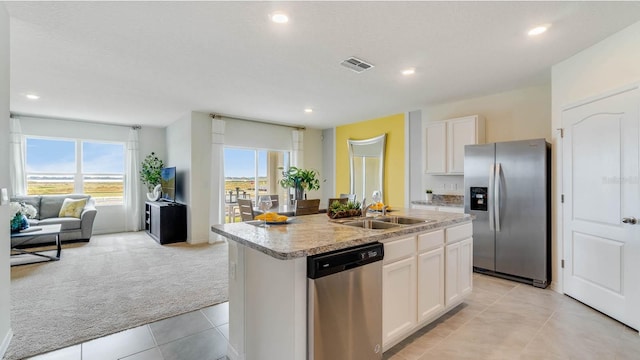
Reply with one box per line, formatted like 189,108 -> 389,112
27,274 -> 640,360
28,302 -> 229,360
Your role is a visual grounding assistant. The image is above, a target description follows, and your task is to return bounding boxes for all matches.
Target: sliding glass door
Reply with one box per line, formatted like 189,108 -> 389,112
223,147 -> 290,222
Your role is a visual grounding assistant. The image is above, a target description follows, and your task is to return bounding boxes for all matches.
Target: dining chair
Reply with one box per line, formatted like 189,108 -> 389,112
268,194 -> 279,209
237,198 -> 255,221
339,193 -> 357,202
328,197 -> 348,207
294,199 -> 320,216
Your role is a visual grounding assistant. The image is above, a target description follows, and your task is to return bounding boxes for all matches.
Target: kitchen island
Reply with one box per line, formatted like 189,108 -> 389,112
211,208 -> 473,360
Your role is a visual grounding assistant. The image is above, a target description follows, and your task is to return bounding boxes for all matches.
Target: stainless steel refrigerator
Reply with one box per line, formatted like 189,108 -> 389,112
464,138 -> 551,288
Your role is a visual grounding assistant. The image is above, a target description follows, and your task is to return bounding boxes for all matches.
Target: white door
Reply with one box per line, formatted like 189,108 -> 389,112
382,256 -> 417,347
562,85 -> 640,330
447,116 -> 477,174
444,242 -> 461,307
417,247 -> 445,323
459,238 -> 473,297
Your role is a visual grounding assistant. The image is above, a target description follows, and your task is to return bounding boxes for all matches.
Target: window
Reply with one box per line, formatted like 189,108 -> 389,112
223,147 -> 290,222
26,137 -> 125,205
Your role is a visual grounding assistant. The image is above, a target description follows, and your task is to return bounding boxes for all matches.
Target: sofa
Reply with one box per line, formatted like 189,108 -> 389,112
10,194 -> 98,247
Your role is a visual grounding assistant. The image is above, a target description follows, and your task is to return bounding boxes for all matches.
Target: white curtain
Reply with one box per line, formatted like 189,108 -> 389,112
209,119 -> 226,243
124,127 -> 141,231
9,118 -> 27,196
292,129 -> 304,168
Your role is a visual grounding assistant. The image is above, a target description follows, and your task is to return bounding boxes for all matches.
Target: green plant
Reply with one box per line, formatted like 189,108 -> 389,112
426,189 -> 433,194
329,200 -> 361,213
140,152 -> 164,192
279,166 -> 320,192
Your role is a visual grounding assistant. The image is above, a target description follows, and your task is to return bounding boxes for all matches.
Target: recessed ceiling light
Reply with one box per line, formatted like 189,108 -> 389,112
304,108 -> 313,113
270,12 -> 289,24
528,24 -> 550,36
26,94 -> 40,100
402,68 -> 416,76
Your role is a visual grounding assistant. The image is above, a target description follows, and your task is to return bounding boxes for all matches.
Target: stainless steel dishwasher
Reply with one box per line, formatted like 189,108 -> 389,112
307,242 -> 384,360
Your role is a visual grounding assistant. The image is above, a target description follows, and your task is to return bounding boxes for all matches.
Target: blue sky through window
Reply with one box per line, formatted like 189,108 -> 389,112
26,138 -> 76,173
83,142 -> 124,173
26,138 -> 124,174
224,148 -> 268,178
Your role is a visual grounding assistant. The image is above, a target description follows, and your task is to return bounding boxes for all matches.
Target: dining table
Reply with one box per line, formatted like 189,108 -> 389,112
253,204 -> 327,217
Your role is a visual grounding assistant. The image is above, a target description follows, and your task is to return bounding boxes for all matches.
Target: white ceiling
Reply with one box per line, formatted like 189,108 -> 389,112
6,2 -> 640,129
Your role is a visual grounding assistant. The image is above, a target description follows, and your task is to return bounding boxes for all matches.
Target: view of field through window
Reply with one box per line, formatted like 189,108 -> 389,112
26,138 -> 125,205
224,148 -> 290,222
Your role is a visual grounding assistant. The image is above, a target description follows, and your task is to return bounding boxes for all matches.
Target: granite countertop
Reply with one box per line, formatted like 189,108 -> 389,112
211,208 -> 472,260
411,200 -> 464,208
412,194 -> 464,208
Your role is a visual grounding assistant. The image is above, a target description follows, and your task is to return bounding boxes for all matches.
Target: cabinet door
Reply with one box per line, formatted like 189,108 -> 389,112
417,247 -> 445,323
425,122 -> 447,174
150,205 -> 161,237
445,242 -> 461,306
459,238 -> 473,297
447,117 -> 477,174
445,238 -> 473,308
383,256 -> 417,347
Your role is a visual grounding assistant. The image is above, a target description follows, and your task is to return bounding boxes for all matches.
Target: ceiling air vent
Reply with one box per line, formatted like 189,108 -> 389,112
340,57 -> 375,73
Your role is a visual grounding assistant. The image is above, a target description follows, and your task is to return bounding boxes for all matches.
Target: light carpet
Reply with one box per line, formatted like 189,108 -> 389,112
5,231 -> 228,360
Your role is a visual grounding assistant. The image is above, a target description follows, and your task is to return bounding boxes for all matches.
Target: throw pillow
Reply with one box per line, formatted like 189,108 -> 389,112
59,198 -> 88,218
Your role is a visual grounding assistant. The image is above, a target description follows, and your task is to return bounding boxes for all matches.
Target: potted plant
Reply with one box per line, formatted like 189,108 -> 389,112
279,166 -> 320,201
140,152 -> 164,201
425,189 -> 433,203
327,200 -> 362,219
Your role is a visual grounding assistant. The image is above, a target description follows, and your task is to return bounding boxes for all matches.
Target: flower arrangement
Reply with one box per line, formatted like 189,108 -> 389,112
140,152 -> 164,192
279,166 -> 320,200
10,202 -> 37,232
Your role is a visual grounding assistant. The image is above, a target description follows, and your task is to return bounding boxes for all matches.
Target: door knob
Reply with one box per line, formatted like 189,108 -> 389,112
622,217 -> 637,224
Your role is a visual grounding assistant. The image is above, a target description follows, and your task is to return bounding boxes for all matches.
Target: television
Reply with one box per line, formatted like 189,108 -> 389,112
160,167 -> 176,202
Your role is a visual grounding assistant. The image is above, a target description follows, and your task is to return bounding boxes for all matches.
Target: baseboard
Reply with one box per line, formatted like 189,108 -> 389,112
0,328 -> 13,359
227,343 -> 243,360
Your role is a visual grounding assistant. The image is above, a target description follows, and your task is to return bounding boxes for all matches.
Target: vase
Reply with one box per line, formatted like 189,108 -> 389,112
426,193 -> 433,203
10,214 -> 29,233
294,186 -> 305,201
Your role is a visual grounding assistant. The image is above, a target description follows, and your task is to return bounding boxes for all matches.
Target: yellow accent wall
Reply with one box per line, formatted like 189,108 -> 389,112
336,113 -> 405,208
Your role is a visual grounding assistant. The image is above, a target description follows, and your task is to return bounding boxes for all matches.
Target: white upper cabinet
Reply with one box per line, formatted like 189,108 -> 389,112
425,115 -> 485,175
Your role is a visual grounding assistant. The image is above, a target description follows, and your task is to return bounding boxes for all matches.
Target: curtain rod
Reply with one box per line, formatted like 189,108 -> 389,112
209,113 -> 306,131
10,112 -> 144,130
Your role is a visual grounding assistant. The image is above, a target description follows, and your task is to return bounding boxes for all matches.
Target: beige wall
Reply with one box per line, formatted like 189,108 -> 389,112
551,20 -> 640,292
419,84 -> 551,197
0,4 -> 11,356
166,111 -> 214,244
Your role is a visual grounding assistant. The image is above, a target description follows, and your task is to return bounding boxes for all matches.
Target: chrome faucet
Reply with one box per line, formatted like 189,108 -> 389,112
361,198 -> 373,218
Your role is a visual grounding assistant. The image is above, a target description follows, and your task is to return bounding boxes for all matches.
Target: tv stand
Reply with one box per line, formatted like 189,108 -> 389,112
145,201 -> 187,244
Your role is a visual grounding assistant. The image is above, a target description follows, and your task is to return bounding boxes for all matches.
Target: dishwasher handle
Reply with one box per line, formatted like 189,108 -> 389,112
307,242 -> 384,279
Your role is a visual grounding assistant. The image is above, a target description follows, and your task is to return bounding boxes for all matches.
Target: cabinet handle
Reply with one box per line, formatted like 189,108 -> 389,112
622,217 -> 637,225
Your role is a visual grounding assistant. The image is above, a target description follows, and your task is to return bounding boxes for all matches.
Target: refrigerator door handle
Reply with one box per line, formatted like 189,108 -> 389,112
488,164 -> 495,231
495,163 -> 501,232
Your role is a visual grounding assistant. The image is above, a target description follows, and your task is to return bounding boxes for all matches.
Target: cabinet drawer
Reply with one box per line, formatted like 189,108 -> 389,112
445,223 -> 472,244
418,230 -> 444,252
437,207 -> 464,214
383,236 -> 416,264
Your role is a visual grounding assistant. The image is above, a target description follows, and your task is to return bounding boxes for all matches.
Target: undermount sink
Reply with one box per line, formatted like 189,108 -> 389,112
374,216 -> 433,225
341,219 -> 402,229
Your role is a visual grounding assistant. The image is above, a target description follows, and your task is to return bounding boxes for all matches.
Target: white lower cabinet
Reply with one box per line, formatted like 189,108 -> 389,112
417,247 -> 445,322
382,253 -> 417,347
382,222 -> 473,351
445,238 -> 473,307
